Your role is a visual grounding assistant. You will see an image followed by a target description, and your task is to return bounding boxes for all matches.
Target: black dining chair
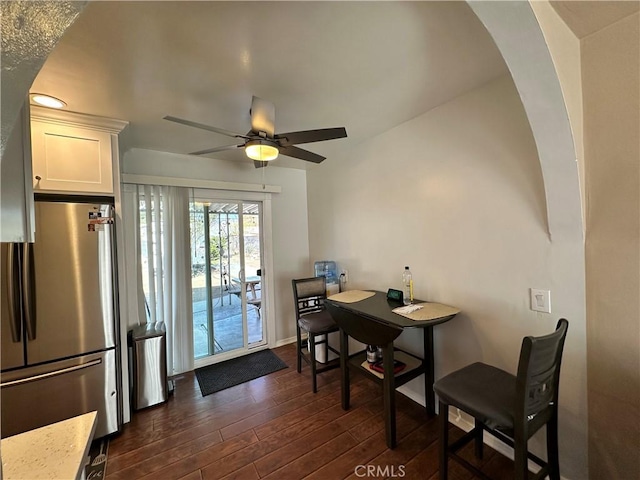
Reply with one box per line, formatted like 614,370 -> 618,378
292,277 -> 340,393
433,319 -> 569,480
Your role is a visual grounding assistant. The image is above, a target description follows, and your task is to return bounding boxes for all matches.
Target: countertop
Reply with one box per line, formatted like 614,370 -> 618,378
1,411 -> 97,480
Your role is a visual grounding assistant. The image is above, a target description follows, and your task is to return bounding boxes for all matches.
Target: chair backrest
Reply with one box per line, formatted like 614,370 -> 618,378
516,318 -> 569,418
292,277 -> 326,317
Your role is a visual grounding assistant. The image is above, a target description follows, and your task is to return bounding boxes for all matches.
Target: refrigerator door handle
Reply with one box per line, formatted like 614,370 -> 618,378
22,242 -> 37,341
6,243 -> 22,342
0,359 -> 102,388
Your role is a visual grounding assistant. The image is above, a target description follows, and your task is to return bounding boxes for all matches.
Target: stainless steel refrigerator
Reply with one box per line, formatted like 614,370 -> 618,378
1,198 -> 121,439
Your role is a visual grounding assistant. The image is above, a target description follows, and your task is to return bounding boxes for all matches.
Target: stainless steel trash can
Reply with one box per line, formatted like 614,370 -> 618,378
129,322 -> 168,410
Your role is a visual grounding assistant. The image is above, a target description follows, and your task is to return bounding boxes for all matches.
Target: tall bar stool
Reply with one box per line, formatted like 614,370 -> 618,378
292,277 -> 340,393
434,319 -> 569,480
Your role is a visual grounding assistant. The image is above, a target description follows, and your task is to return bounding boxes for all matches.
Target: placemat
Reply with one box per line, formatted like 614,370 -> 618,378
392,302 -> 460,321
327,290 -> 376,303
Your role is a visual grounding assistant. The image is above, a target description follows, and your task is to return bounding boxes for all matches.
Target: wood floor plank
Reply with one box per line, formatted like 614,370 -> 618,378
109,394 -> 261,457
200,391 -> 381,479
177,470 -> 203,480
106,344 -> 514,480
262,431 -> 360,480
107,430 -> 256,480
401,434 -> 442,480
107,428 -> 223,475
303,430 -> 390,480
218,376 -> 353,440
476,453 -> 516,480
253,421 -> 348,477
199,421 -> 342,479
132,430 -> 259,480
251,391 -> 340,440
343,417 -> 440,480
107,402 -> 264,462
218,463 -> 260,480
251,378 -> 377,442
303,403 -> 431,480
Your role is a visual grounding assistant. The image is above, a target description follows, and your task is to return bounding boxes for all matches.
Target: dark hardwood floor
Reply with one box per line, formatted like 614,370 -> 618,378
106,344 -> 514,480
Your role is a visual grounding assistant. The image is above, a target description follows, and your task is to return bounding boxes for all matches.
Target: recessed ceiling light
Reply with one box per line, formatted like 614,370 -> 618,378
30,94 -> 67,109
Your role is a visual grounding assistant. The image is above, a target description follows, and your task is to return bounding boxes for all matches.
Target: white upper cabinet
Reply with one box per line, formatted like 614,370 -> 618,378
30,107 -> 128,195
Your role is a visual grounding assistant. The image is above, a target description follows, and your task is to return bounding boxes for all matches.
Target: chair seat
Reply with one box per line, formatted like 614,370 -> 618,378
298,310 -> 337,334
434,362 -> 516,430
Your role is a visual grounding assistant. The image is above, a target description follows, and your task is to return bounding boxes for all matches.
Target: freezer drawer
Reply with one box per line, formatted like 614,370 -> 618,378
0,349 -> 119,439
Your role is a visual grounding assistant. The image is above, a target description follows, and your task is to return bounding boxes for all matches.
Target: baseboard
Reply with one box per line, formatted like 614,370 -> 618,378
448,409 -> 570,480
396,385 -> 426,407
275,336 -> 298,347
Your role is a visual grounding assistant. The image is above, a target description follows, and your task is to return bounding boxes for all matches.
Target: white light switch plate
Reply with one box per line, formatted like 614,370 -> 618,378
530,288 -> 551,313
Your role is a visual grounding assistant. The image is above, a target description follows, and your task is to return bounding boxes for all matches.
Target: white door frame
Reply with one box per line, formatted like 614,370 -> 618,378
192,188 -> 276,367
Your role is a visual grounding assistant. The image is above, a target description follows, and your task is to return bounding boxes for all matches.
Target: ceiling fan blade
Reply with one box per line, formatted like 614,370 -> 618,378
189,144 -> 244,156
249,96 -> 275,137
275,127 -> 347,146
164,115 -> 248,139
253,160 -> 268,169
279,145 -> 326,164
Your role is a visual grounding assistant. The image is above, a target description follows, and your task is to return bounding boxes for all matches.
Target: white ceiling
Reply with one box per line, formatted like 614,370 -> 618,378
31,1 -> 508,169
551,0 -> 640,39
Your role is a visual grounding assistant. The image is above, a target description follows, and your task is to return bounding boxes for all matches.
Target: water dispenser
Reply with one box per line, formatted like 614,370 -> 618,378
314,260 -> 339,295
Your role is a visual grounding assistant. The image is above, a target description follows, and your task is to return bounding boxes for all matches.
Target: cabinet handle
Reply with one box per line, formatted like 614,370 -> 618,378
34,175 -> 41,181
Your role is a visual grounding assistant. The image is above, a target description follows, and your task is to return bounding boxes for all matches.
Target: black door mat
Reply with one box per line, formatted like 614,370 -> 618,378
195,349 -> 288,397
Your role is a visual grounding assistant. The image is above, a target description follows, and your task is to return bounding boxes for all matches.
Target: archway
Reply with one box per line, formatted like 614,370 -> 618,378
468,2 -> 587,478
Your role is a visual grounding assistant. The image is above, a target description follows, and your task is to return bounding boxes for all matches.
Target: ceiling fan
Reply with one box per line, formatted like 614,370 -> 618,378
164,96 -> 347,168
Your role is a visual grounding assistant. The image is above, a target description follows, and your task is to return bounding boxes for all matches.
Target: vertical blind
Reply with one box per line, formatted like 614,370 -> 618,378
123,184 -> 194,375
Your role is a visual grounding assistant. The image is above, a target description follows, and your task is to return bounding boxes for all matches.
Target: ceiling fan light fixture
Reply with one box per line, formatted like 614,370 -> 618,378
30,93 -> 67,109
245,139 -> 279,161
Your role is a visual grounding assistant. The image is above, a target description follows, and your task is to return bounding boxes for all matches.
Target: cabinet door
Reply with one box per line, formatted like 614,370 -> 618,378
31,121 -> 114,194
1,102 -> 35,242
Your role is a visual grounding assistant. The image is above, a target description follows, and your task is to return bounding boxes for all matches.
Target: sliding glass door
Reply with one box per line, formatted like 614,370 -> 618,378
190,198 -> 265,361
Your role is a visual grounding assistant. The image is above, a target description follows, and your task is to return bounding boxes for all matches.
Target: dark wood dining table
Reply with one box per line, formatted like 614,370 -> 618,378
324,290 -> 459,449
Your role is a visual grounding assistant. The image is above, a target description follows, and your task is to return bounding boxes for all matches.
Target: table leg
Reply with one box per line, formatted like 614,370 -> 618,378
383,342 -> 396,449
424,326 -> 436,416
340,328 -> 350,410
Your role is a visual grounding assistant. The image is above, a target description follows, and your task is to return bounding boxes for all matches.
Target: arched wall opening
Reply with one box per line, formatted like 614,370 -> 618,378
468,1 -> 584,241
468,2 -> 587,476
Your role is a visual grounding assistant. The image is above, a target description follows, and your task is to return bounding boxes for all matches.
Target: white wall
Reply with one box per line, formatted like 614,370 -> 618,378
122,148 -> 310,343
307,75 -> 587,478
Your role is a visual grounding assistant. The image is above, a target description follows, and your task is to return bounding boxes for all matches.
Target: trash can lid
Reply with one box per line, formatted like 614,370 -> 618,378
130,321 -> 166,340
